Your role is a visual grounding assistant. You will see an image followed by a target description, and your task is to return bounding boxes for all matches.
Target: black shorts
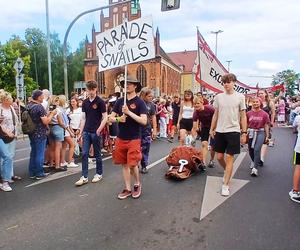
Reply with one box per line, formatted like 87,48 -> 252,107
200,127 -> 210,142
294,152 -> 300,165
179,118 -> 193,131
214,132 -> 241,155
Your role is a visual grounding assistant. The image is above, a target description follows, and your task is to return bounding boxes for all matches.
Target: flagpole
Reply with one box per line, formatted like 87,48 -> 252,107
124,64 -> 127,105
196,27 -> 203,93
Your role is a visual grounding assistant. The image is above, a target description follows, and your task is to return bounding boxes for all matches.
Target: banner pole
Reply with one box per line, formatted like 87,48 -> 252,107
196,27 -> 203,93
123,16 -> 128,106
124,64 -> 128,106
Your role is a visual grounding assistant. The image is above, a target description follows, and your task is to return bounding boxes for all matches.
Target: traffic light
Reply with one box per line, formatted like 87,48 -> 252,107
161,0 -> 180,12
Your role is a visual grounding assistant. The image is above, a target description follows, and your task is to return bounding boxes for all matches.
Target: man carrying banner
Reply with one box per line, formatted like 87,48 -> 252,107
209,73 -> 247,196
109,76 -> 147,199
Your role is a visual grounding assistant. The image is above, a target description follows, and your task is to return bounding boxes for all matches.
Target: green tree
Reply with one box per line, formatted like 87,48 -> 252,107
68,40 -> 85,95
25,28 -> 48,89
50,32 -> 64,94
272,69 -> 300,96
0,41 -> 37,99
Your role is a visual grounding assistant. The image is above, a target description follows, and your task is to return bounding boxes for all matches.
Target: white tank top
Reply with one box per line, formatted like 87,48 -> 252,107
182,105 -> 194,119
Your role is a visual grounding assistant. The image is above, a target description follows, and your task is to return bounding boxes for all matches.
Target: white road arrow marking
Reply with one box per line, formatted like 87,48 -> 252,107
200,152 -> 249,220
26,154 -> 169,188
25,156 -> 112,187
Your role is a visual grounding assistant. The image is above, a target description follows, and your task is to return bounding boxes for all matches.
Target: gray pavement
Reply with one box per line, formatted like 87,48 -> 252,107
0,128 -> 299,250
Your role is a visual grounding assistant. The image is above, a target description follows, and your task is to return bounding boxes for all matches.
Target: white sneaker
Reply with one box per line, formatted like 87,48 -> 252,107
60,162 -> 68,167
251,167 -> 258,177
68,162 -> 79,168
221,184 -> 230,196
88,158 -> 95,164
91,174 -> 103,183
75,176 -> 88,186
0,182 -> 12,192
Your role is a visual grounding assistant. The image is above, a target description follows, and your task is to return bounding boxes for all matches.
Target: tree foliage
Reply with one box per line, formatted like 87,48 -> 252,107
272,69 -> 300,96
0,28 -> 85,99
0,41 -> 37,98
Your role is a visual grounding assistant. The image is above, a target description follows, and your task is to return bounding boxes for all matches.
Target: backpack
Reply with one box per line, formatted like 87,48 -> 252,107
21,106 -> 37,135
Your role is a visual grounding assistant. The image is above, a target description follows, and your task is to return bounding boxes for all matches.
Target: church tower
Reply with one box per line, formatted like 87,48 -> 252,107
84,0 -> 181,97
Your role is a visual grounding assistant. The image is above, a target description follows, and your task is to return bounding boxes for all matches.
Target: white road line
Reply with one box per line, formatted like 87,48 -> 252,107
16,147 -> 31,153
26,154 -> 169,188
26,156 -> 112,187
14,157 -> 30,163
147,155 -> 168,170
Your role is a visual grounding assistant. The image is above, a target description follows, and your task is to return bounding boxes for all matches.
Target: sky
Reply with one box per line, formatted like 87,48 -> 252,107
0,0 -> 299,87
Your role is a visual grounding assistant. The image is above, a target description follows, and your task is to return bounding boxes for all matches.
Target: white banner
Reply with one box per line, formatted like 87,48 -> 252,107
96,16 -> 155,72
194,30 -> 280,95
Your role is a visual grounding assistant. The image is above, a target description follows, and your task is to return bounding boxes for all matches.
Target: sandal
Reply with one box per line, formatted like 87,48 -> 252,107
53,167 -> 67,172
12,175 -> 22,181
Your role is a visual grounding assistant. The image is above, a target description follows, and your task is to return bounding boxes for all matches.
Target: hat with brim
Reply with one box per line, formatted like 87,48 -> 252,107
120,75 -> 142,93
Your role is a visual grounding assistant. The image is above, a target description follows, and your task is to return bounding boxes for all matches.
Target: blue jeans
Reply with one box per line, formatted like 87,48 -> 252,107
82,131 -> 103,178
248,131 -> 265,168
141,134 -> 151,169
28,136 -> 47,177
0,139 -> 16,181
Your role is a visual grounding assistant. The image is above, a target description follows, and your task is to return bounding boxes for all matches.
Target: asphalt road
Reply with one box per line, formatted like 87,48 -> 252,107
0,128 -> 299,250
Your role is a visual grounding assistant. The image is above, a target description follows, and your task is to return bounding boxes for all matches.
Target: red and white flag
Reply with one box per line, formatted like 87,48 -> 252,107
194,29 -> 279,95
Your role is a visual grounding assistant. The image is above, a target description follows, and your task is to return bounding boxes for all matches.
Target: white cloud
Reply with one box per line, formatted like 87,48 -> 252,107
256,60 -> 282,71
0,0 -> 299,87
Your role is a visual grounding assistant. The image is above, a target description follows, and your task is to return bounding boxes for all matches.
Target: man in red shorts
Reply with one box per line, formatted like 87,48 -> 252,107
108,76 -> 147,199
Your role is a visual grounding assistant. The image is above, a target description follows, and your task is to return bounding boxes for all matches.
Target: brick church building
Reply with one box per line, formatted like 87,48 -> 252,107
84,0 -> 181,97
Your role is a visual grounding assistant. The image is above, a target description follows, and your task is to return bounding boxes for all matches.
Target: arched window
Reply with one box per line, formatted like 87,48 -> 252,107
87,47 -> 92,58
96,71 -> 105,95
136,65 -> 147,87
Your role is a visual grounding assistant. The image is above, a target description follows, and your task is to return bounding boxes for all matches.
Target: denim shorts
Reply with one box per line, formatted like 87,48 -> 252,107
50,125 -> 64,142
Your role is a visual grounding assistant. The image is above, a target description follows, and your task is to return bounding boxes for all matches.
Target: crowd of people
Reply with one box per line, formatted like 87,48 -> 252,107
0,73 -> 299,203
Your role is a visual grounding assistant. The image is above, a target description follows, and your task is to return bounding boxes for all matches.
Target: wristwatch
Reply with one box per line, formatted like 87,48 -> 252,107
241,131 -> 247,134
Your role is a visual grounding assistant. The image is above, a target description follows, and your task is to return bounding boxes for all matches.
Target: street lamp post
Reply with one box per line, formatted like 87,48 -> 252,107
45,0 -> 53,94
226,60 -> 232,72
210,30 -> 223,57
63,0 -> 131,98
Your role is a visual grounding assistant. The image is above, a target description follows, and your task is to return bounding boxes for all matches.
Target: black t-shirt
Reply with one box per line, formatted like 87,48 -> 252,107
82,96 -> 106,133
142,101 -> 156,135
28,102 -> 47,140
172,101 -> 181,121
112,96 -> 147,140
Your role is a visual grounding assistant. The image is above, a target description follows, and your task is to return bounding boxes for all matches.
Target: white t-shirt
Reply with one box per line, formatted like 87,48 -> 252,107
0,105 -> 18,135
293,115 -> 300,153
66,107 -> 82,129
42,99 -> 49,111
50,107 -> 62,125
213,92 -> 246,133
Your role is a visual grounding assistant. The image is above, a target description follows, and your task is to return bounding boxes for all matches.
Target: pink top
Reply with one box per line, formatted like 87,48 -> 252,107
247,110 -> 270,129
278,100 -> 285,115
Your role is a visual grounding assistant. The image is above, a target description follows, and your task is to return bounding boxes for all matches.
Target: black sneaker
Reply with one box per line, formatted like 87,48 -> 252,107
198,163 -> 206,172
36,173 -> 50,180
207,160 -> 215,168
167,137 -> 173,143
141,168 -> 148,174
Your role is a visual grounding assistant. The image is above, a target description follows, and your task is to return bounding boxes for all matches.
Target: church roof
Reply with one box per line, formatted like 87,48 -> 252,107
167,50 -> 197,73
159,47 -> 182,71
